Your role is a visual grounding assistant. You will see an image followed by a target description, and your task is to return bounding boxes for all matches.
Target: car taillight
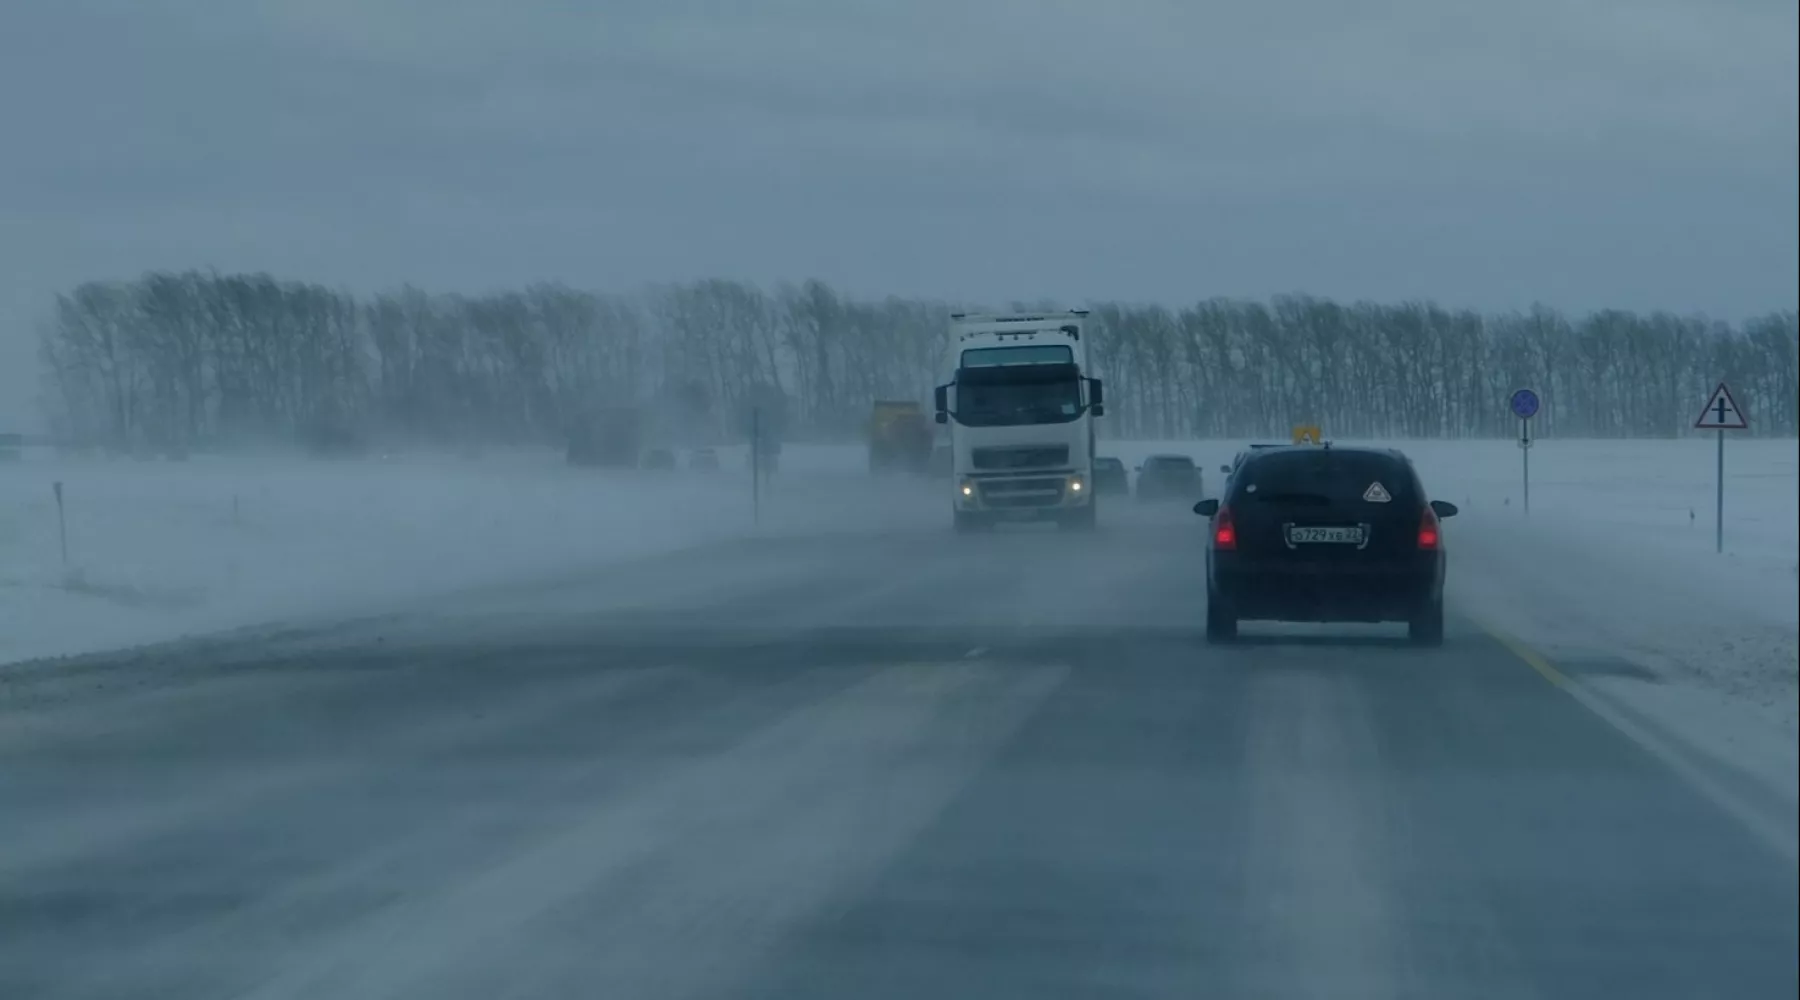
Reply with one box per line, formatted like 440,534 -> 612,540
1418,506 -> 1440,550
1214,505 -> 1237,550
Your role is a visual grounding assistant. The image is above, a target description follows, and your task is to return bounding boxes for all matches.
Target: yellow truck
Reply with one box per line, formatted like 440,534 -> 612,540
867,400 -> 934,475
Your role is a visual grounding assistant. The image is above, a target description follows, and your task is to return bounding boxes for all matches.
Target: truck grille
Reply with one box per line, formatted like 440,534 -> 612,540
979,477 -> 1065,508
971,445 -> 1069,471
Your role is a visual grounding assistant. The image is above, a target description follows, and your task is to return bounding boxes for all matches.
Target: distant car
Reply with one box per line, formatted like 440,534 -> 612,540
642,448 -> 677,471
1093,456 -> 1130,496
1135,454 -> 1203,503
690,447 -> 720,471
1194,445 -> 1457,645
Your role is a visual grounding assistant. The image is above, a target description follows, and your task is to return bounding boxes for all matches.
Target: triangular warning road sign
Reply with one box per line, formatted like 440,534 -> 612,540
1362,482 -> 1392,502
1694,382 -> 1748,430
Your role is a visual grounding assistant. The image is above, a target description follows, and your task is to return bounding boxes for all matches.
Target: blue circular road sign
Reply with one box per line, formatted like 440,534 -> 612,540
1510,388 -> 1540,419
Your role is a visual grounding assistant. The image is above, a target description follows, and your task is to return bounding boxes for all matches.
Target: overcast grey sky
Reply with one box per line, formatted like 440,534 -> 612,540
2,0 -> 1795,428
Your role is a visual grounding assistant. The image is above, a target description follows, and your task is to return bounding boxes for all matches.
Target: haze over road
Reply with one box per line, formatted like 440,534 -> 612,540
3,506 -> 1795,999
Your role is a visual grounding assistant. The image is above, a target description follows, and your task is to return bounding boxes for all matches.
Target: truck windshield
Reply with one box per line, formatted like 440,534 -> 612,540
961,345 -> 1074,367
956,380 -> 1082,426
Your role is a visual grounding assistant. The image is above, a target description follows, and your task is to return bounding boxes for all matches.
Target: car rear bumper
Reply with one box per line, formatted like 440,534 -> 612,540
1211,559 -> 1442,623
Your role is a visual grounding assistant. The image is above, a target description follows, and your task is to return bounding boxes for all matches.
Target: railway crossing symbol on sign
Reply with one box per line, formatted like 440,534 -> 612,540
1694,383 -> 1748,430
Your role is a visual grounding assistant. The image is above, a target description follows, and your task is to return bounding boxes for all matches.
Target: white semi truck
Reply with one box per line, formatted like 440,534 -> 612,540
932,311 -> 1106,532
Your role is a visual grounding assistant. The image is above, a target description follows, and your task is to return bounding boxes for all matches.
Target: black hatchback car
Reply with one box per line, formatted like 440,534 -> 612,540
1193,445 -> 1457,645
1136,454 -> 1203,503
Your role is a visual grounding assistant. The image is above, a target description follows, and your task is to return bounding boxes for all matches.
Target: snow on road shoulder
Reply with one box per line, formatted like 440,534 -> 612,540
1430,441 -> 1798,833
0,447 -> 884,667
1417,438 -> 1798,724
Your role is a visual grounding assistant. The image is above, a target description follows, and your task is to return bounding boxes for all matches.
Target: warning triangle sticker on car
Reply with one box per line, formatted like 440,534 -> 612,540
1362,482 -> 1392,502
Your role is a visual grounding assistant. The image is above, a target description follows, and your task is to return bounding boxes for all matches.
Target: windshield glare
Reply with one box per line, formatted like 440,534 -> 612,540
957,380 -> 1081,426
961,345 -> 1073,367
1240,454 -> 1415,503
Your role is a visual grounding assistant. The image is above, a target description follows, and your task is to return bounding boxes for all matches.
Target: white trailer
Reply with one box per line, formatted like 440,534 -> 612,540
932,311 -> 1107,532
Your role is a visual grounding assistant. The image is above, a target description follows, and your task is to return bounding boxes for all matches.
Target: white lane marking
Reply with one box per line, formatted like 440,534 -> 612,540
0,666 -> 676,881
1478,620 -> 1799,868
230,660 -> 1069,1000
1557,673 -> 1798,867
1238,669 -> 1410,1000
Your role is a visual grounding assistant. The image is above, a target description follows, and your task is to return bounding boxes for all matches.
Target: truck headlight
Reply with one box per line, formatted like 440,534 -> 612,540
960,481 -> 974,498
1069,476 -> 1084,492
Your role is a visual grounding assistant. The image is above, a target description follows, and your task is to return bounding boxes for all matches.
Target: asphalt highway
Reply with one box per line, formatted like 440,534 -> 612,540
2,499 -> 1795,999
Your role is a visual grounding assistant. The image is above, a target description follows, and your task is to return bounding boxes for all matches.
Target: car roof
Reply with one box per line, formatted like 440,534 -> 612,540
1235,444 -> 1413,467
1145,453 -> 1193,462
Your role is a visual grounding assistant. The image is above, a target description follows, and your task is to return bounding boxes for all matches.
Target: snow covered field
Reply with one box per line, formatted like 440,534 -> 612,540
5,437 -> 1796,755
0,446 -> 909,667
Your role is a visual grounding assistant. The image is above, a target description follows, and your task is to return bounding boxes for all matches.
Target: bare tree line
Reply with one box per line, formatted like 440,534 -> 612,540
35,270 -> 1798,452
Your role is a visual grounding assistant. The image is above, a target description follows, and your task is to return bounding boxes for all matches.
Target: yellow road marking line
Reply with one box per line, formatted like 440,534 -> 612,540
1477,621 -> 1570,687
1472,616 -> 1797,866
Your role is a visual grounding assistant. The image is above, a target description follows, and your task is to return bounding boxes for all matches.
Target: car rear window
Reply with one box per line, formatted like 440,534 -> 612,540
1148,456 -> 1193,469
1236,451 -> 1416,504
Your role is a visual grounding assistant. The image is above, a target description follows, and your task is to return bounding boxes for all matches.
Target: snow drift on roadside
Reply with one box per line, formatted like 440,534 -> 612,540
0,446 -> 931,666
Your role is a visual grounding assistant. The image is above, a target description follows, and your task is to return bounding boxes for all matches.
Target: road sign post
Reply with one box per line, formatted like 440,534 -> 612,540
1509,389 -> 1540,515
1693,382 -> 1748,553
53,481 -> 68,569
1519,418 -> 1532,512
751,407 -> 762,527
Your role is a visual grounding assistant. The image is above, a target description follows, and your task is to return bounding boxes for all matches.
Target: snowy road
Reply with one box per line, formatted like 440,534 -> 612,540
2,513 -> 1795,999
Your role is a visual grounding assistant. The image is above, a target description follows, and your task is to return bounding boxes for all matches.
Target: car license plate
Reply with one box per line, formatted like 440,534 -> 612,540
1287,525 -> 1365,545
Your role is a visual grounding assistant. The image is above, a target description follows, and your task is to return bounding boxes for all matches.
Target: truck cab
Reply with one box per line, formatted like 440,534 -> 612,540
933,311 -> 1105,532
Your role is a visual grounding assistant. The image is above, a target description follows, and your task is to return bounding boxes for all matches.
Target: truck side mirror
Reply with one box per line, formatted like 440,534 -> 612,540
933,384 -> 949,422
1088,378 -> 1105,417
934,412 -> 947,425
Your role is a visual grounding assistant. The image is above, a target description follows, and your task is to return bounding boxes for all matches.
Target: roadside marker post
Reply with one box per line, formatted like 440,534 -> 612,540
1509,389 -> 1539,515
1693,382 -> 1748,553
53,481 -> 68,569
750,407 -> 762,527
